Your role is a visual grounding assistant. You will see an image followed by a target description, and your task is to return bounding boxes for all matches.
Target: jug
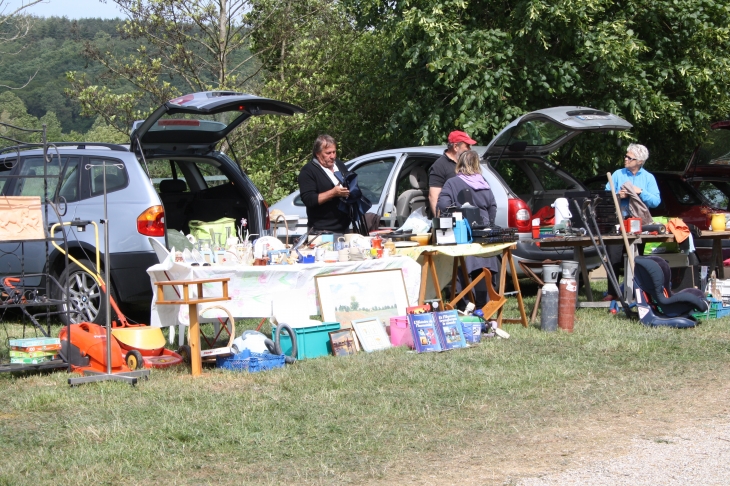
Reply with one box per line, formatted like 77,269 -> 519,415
711,213 -> 726,231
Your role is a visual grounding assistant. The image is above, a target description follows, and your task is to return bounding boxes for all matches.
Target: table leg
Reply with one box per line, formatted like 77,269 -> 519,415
457,256 -> 476,303
188,303 -> 202,377
712,239 -> 725,279
418,255 -> 430,305
497,248 -> 528,328
428,254 -> 442,304
575,245 -> 593,301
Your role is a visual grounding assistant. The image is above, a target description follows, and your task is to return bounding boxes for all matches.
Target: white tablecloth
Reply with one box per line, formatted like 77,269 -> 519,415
147,256 -> 422,327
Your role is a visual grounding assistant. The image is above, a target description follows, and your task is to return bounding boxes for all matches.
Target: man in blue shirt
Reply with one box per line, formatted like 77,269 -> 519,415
603,143 -> 661,301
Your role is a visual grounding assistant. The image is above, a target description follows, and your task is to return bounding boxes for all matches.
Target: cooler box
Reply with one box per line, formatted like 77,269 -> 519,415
272,322 -> 340,359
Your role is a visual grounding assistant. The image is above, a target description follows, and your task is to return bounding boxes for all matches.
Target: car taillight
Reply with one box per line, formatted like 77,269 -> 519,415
263,200 -> 270,231
137,205 -> 165,236
507,198 -> 532,232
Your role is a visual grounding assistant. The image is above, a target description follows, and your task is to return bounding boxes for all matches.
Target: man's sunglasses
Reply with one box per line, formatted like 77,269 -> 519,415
624,155 -> 638,162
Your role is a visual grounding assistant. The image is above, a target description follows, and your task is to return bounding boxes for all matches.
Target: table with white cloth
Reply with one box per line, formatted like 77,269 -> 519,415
394,242 -> 528,327
147,256 -> 422,329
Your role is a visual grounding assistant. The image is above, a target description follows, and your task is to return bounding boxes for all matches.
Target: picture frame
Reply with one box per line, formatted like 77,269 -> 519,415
329,329 -> 357,357
351,317 -> 391,353
315,269 -> 409,331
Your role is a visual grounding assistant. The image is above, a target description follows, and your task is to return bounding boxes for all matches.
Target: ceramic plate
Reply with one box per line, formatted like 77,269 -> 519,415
393,241 -> 419,248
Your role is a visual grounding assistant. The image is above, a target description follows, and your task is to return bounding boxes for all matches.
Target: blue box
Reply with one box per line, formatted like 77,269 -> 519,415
459,316 -> 482,343
272,322 -> 340,359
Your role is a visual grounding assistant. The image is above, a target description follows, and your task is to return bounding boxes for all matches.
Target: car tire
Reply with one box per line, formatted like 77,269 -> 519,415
54,258 -> 114,326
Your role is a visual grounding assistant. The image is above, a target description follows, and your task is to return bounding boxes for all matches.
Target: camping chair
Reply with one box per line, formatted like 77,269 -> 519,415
633,256 -> 708,328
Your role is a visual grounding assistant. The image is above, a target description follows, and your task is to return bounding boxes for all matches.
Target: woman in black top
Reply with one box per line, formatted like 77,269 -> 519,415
297,134 -> 351,233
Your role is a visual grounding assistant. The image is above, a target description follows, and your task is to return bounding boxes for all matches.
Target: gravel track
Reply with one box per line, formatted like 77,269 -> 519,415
517,421 -> 730,485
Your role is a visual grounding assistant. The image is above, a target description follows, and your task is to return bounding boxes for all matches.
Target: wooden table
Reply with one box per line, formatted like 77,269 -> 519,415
154,277 -> 231,377
397,242 -> 528,328
697,230 -> 730,279
536,234 -> 676,301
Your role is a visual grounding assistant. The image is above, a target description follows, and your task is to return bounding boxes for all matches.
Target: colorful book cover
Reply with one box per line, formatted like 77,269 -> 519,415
11,343 -> 62,352
406,305 -> 431,315
9,337 -> 60,348
9,350 -> 58,358
433,310 -> 467,350
407,313 -> 442,353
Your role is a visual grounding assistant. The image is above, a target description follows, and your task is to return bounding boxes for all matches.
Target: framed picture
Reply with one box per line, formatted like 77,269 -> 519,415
315,269 -> 409,330
351,317 -> 392,353
329,329 -> 357,357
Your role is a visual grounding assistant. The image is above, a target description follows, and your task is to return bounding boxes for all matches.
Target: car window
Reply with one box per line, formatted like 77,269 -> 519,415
695,129 -> 730,167
57,159 -> 80,202
13,156 -> 64,197
352,157 -> 396,204
525,161 -> 574,191
493,120 -> 568,147
695,180 -> 730,209
0,158 -> 14,194
665,178 -> 702,206
89,158 -> 128,196
491,161 -> 533,196
195,162 -> 229,189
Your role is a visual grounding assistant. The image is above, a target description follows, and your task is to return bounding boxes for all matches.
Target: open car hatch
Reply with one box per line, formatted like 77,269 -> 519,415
484,106 -> 633,158
131,91 -> 305,155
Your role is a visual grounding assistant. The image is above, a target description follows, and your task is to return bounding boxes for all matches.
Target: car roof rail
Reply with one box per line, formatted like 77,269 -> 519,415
45,142 -> 129,152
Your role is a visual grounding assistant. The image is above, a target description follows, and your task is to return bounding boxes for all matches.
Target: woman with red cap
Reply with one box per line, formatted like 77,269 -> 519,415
428,130 -> 477,216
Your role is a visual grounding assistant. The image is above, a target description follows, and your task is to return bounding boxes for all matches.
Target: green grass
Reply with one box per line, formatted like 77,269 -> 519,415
0,283 -> 729,485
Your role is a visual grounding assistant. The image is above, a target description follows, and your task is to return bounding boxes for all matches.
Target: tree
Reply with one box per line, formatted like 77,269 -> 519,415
343,0 -> 730,178
0,0 -> 43,89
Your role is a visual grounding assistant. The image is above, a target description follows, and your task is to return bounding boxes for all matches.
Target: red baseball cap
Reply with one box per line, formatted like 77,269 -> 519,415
448,130 -> 477,145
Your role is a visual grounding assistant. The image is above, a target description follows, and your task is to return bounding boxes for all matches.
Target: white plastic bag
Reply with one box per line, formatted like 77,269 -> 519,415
398,207 -> 432,234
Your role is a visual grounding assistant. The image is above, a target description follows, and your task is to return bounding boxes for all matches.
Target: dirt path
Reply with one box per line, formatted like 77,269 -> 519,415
372,372 -> 730,485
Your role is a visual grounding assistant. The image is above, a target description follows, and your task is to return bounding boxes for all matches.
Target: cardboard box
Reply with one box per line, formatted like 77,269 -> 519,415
9,350 -> 58,358
10,356 -> 53,364
10,343 -> 61,352
8,337 -> 60,348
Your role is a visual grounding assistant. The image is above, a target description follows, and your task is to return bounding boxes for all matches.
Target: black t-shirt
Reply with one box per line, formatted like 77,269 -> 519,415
428,152 -> 457,188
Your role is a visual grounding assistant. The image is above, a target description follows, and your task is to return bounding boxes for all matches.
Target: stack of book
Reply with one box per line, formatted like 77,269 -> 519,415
8,337 -> 61,364
407,308 -> 468,353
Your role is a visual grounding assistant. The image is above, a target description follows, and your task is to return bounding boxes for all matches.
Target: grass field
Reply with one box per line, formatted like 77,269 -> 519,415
0,280 -> 729,485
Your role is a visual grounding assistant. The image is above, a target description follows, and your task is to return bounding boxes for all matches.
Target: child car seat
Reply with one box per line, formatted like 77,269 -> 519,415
633,255 -> 708,328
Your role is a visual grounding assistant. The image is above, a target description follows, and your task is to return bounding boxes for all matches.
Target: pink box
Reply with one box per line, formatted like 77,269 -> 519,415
389,316 -> 414,349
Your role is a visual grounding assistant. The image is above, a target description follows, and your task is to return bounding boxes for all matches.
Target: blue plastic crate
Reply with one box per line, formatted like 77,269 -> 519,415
216,350 -> 286,372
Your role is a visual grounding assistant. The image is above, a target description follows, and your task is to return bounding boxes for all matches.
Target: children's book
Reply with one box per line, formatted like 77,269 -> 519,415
407,313 -> 442,353
433,310 -> 467,350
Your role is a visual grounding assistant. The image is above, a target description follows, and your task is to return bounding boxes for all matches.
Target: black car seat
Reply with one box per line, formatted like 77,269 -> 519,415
395,166 -> 429,226
633,255 -> 707,328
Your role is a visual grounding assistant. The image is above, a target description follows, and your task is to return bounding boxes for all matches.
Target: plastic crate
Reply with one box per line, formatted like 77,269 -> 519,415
216,350 -> 286,372
691,298 -> 727,320
272,322 -> 340,359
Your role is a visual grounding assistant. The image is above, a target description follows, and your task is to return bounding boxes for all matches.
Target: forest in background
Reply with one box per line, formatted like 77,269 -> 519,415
2,1 -> 730,203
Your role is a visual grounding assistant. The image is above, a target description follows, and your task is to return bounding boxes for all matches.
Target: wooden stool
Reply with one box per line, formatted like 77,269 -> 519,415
154,278 -> 231,377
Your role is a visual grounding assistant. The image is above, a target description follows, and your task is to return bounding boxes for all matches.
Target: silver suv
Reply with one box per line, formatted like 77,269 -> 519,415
0,91 -> 303,324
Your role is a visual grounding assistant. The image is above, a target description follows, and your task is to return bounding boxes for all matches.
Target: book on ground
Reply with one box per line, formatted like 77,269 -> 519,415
407,313 -> 442,353
433,310 -> 467,350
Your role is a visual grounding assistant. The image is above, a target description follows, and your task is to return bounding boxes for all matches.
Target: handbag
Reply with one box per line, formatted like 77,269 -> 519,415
188,218 -> 237,244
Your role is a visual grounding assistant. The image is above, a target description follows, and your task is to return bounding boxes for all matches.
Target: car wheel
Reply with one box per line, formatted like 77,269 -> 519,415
54,258 -> 113,326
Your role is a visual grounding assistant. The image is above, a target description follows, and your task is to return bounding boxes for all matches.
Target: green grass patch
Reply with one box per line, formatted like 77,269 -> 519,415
0,285 -> 729,484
